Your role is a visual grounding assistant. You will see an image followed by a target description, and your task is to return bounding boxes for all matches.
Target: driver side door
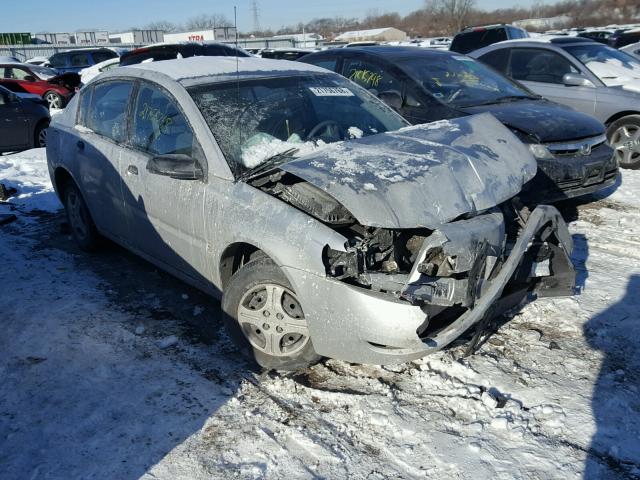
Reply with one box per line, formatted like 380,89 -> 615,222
0,91 -> 29,150
120,81 -> 210,286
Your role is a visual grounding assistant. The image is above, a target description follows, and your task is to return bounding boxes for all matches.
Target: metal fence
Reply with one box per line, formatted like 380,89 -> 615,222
0,37 -> 314,62
0,44 -> 146,61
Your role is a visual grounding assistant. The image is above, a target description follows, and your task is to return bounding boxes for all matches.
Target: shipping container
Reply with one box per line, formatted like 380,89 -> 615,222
74,31 -> 110,45
0,32 -> 32,45
108,30 -> 164,44
34,32 -> 72,45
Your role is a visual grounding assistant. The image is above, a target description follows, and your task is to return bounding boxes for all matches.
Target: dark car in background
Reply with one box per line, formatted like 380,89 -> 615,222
301,46 -> 618,202
450,24 -> 528,54
260,48 -> 313,61
119,41 -> 250,66
0,85 -> 50,153
0,63 -> 80,109
578,30 -> 615,44
46,48 -> 119,74
608,28 -> 640,49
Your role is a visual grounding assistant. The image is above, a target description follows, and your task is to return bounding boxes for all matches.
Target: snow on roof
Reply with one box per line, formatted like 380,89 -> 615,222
126,56 -> 328,82
336,28 -> 400,39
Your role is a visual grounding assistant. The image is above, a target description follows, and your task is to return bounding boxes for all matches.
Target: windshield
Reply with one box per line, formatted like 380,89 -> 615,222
399,54 -> 534,108
29,65 -> 58,79
189,73 -> 407,177
562,44 -> 640,82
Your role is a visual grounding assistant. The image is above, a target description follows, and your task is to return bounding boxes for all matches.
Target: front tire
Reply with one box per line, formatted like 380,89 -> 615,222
607,115 -> 640,169
63,181 -> 100,251
43,91 -> 64,109
34,121 -> 48,148
222,257 -> 321,371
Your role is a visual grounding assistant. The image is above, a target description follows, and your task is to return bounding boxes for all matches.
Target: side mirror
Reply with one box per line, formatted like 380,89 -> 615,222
147,154 -> 204,180
23,75 -> 36,82
562,73 -> 594,88
378,91 -> 403,111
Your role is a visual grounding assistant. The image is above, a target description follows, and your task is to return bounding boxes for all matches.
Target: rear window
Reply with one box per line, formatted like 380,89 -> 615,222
49,54 -> 67,68
478,49 -> 510,73
70,53 -> 90,68
451,28 -> 508,54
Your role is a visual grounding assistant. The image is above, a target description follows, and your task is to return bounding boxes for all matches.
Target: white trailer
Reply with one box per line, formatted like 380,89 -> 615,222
34,32 -> 72,45
108,30 -> 164,44
75,31 -> 110,44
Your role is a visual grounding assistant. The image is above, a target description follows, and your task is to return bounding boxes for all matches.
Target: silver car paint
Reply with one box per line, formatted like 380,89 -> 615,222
470,40 -> 640,125
47,59 -> 572,364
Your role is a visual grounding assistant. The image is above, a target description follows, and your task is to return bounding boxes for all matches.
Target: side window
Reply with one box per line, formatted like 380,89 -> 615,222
91,51 -> 116,64
77,88 -> 93,127
510,48 -> 579,84
309,57 -> 338,72
49,55 -> 67,68
88,81 -> 132,142
131,84 -> 195,157
479,49 -> 510,74
70,53 -> 90,68
1,67 -> 11,79
342,58 -> 402,97
3,68 -> 30,80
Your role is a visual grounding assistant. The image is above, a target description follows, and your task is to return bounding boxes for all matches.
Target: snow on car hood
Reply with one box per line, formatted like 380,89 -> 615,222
280,113 -> 537,229
586,60 -> 640,93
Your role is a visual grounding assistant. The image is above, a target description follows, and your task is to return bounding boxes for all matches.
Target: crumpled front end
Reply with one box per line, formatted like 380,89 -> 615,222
310,203 -> 575,364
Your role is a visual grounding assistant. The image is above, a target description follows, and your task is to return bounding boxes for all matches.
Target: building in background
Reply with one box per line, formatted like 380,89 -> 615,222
513,16 -> 572,30
334,27 -> 408,43
108,30 -> 164,44
164,27 -> 237,43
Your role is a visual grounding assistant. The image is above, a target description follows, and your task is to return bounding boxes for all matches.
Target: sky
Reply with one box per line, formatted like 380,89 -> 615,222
0,0 -> 549,33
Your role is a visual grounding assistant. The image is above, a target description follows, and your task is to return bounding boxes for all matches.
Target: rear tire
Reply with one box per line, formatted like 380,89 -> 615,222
607,115 -> 640,169
63,181 -> 100,251
222,257 -> 321,371
43,91 -> 64,109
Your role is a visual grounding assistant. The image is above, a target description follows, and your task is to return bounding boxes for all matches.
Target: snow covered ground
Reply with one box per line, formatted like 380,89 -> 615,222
1,148 -> 639,479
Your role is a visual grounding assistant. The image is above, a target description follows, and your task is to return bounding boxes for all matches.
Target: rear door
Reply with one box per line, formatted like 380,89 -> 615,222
507,47 -> 597,115
0,90 -> 29,150
72,80 -> 134,241
3,66 -> 45,97
120,81 -> 209,283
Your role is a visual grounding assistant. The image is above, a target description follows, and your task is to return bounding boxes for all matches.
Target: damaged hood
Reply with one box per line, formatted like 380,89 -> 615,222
46,72 -> 81,90
280,113 -> 537,229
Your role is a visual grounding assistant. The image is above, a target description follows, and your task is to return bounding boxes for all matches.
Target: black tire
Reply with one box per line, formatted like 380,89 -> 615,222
606,115 -> 640,169
43,91 -> 64,109
222,257 -> 321,371
34,121 -> 48,148
63,181 -> 100,251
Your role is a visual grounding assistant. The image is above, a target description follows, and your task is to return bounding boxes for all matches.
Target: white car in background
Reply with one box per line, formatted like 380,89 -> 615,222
25,56 -> 50,66
79,58 -> 120,84
621,42 -> 640,61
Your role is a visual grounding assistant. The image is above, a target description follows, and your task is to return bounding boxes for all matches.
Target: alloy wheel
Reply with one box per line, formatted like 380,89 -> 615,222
610,124 -> 640,167
67,189 -> 88,241
45,93 -> 61,109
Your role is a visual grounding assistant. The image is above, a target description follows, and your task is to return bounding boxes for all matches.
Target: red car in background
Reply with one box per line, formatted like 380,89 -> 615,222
0,63 -> 80,109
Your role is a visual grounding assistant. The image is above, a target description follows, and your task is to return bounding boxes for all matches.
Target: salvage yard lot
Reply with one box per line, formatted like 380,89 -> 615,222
1,148 -> 640,479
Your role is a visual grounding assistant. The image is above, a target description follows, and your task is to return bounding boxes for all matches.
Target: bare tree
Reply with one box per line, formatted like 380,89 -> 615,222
185,13 -> 232,31
145,21 -> 180,32
424,0 -> 476,33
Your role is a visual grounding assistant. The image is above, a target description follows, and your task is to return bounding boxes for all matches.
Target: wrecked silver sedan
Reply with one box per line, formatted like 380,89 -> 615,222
46,57 -> 575,370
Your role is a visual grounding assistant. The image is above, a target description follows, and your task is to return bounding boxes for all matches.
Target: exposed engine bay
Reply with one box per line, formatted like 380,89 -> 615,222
250,170 -> 575,313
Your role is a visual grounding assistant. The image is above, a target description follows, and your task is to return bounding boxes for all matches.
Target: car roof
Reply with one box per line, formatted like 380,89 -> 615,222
0,62 -> 40,69
481,36 -> 598,48
308,45 -> 454,61
113,56 -> 331,85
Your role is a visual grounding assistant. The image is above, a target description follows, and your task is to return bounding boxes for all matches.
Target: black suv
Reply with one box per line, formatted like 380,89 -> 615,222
120,42 -> 250,66
46,48 -> 118,74
450,24 -> 528,54
300,46 -> 618,203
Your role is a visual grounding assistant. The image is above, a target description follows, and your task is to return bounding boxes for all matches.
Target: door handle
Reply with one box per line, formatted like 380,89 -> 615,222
76,140 -> 84,151
127,165 -> 138,175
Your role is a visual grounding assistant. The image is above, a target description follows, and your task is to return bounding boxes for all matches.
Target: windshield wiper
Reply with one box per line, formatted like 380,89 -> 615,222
237,148 -> 300,182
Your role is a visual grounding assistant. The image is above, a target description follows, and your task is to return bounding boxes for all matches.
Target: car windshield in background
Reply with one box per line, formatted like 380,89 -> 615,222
562,44 -> 640,81
29,65 -> 58,79
398,55 -> 534,108
189,74 -> 407,177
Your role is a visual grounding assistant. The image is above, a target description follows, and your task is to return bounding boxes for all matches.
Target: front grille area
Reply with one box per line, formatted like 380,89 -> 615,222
546,134 -> 608,157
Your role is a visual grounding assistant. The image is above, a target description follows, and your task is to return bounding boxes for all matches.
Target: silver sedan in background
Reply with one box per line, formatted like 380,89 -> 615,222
472,37 -> 640,169
46,57 -> 574,370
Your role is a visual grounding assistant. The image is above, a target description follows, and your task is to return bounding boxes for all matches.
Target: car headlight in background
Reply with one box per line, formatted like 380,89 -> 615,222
527,143 -> 555,160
